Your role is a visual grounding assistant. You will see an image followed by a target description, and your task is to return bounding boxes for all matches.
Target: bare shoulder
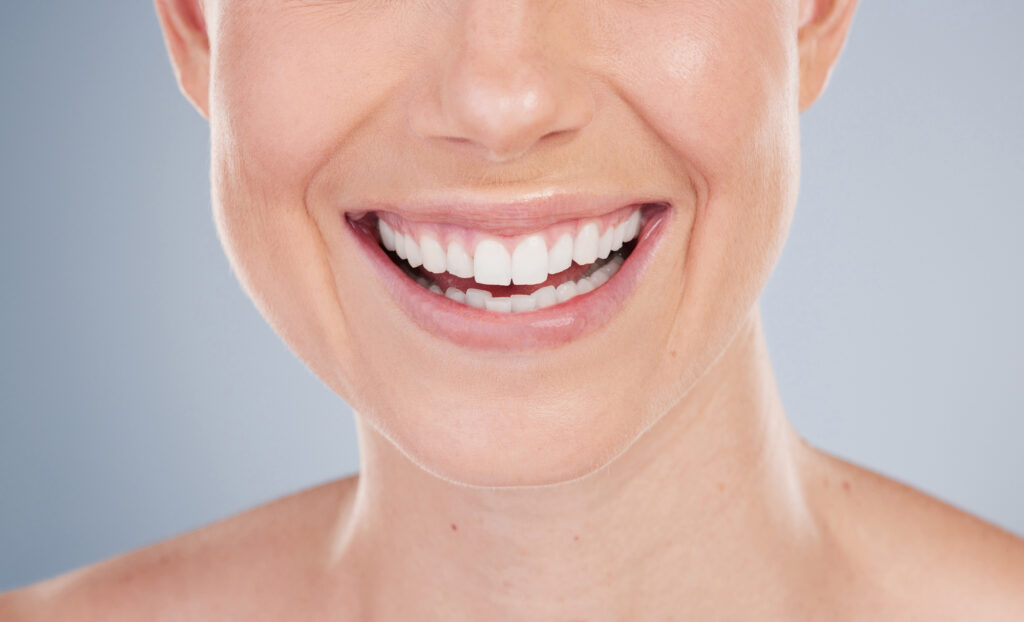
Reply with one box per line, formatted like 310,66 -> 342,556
804,445 -> 1024,620
0,475 -> 360,621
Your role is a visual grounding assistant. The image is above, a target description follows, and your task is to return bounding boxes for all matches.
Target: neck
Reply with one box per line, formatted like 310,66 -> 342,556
334,307 -> 824,620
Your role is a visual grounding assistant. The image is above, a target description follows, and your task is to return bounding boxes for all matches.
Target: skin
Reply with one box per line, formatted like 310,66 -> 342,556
4,0 -> 1024,619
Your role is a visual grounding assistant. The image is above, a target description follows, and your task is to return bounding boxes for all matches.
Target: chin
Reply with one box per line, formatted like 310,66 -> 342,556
364,389 -> 654,488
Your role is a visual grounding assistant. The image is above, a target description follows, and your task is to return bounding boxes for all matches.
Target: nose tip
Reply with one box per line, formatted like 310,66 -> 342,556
411,38 -> 595,162
434,59 -> 593,161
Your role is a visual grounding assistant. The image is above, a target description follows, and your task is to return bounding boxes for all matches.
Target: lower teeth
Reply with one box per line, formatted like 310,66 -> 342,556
409,252 -> 626,313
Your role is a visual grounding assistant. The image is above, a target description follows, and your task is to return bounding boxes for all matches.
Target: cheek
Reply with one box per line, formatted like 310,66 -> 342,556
594,3 -> 800,379
204,11 -> 416,401
211,14 -> 400,192
601,3 -> 798,193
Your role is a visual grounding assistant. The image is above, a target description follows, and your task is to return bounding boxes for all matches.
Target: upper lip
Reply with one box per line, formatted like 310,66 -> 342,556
345,190 -> 670,236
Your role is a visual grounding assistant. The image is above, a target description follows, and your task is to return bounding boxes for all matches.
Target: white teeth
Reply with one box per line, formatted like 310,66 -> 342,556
548,233 -> 573,274
465,288 -> 492,309
445,287 -> 466,303
576,277 -> 595,295
611,220 -> 625,252
405,236 -> 423,268
446,242 -> 474,279
474,239 -> 512,286
484,297 -> 513,313
573,223 -> 599,266
533,285 -> 558,309
378,220 -> 396,251
597,227 -> 613,260
384,208 -> 639,298
555,281 -> 578,303
622,210 -> 641,242
510,294 -> 536,313
411,248 -> 625,313
589,264 -> 612,287
511,235 -> 548,286
420,236 -> 446,274
394,232 -> 407,260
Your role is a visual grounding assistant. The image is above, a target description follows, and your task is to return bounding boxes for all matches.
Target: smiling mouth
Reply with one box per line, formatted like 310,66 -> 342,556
346,199 -> 669,349
366,204 -> 645,312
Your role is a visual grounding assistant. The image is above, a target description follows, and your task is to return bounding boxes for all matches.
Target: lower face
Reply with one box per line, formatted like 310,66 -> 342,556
207,1 -> 801,486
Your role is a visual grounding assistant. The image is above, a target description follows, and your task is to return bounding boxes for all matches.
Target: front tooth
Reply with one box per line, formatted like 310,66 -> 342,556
573,223 -> 599,266
378,220 -> 396,251
465,288 -> 492,309
446,242 -> 474,279
473,239 -> 512,286
511,235 -> 548,285
510,294 -> 536,313
532,285 -> 558,309
622,209 -> 641,242
420,236 -> 446,274
394,232 -> 407,260
597,227 -> 613,259
405,236 -> 423,268
548,233 -> 573,274
555,281 -> 578,303
484,297 -> 512,313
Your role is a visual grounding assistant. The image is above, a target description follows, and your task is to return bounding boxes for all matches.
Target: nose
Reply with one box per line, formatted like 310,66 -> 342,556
409,1 -> 595,162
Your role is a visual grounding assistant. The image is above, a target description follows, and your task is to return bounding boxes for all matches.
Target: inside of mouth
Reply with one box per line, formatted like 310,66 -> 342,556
352,204 -> 656,313
390,236 -> 636,298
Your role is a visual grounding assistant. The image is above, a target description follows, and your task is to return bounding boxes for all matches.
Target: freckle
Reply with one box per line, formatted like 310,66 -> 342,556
823,477 -> 829,488
716,482 -> 725,492
451,523 -> 458,531
842,480 -> 851,492
670,350 -> 678,358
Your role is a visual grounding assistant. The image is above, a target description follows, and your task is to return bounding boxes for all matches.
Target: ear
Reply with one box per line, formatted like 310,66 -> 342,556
154,0 -> 210,119
797,0 -> 859,111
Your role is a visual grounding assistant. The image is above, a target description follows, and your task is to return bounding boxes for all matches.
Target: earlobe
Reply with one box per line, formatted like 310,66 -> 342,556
154,0 -> 211,119
797,0 -> 859,111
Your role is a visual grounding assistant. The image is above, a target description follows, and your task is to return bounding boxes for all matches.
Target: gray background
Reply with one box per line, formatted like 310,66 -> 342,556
1,2 -> 1021,590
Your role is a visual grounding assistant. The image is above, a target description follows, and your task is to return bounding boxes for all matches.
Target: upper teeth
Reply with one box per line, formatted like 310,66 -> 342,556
377,208 -> 642,286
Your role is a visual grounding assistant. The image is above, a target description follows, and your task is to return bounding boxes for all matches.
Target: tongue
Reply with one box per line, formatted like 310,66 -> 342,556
417,261 -> 596,296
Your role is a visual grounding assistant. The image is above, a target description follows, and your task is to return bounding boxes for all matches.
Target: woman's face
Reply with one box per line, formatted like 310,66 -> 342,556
201,0 -> 805,486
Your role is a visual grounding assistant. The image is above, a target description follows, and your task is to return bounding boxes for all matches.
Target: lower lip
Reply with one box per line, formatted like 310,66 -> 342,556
345,205 -> 670,350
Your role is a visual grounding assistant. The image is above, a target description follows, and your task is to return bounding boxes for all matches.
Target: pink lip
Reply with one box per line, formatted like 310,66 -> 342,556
346,191 -> 671,236
345,200 -> 671,351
